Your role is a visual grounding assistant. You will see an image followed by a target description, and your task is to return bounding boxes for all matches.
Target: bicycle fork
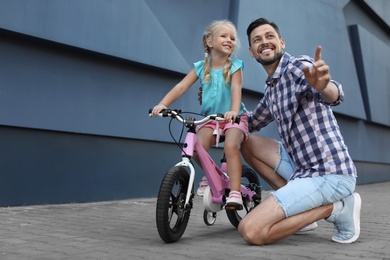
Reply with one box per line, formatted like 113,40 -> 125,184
175,157 -> 195,208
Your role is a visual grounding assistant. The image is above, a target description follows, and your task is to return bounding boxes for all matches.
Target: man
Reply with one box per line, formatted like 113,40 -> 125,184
236,18 -> 361,245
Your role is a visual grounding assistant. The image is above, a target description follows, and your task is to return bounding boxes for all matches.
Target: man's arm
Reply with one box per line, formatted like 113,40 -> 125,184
303,46 -> 340,104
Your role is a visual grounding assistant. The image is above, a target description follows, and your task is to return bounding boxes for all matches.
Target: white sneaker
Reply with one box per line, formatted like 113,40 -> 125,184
225,190 -> 243,210
326,192 -> 361,243
196,176 -> 208,197
295,222 -> 318,235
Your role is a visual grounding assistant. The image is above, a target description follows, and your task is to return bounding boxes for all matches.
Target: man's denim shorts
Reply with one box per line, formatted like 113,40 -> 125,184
273,141 -> 356,217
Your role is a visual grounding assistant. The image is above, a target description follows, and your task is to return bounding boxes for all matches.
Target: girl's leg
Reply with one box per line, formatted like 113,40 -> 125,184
193,127 -> 215,167
224,128 -> 244,192
194,127 -> 216,196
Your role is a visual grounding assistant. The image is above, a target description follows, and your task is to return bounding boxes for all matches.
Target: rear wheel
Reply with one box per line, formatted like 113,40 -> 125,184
156,166 -> 192,243
226,165 -> 261,228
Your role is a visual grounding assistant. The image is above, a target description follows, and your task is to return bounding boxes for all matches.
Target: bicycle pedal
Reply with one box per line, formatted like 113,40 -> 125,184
225,204 -> 243,211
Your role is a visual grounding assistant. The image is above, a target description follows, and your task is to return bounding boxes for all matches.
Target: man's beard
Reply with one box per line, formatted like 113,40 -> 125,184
256,50 -> 284,66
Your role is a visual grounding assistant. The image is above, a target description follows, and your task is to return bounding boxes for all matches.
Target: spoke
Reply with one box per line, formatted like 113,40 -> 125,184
170,193 -> 177,204
170,194 -> 178,213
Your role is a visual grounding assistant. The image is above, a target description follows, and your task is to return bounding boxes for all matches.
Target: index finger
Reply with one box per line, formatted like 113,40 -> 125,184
315,46 -> 322,61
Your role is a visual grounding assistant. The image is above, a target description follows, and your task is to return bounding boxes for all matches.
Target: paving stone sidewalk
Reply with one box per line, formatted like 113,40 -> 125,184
0,182 -> 389,260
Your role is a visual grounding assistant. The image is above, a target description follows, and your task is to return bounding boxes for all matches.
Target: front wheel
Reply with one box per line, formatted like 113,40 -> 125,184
156,166 -> 192,243
226,165 -> 262,228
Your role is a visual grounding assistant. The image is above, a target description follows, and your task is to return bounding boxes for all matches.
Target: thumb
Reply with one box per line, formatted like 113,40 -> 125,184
302,65 -> 311,76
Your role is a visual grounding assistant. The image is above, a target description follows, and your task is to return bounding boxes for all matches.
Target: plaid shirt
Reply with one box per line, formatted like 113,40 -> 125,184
248,52 -> 357,179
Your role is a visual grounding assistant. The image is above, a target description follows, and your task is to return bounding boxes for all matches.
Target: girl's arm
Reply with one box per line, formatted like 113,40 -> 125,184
225,68 -> 243,121
151,69 -> 198,116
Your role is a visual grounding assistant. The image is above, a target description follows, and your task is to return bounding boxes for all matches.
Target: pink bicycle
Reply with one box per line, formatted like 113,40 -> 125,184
150,109 -> 262,243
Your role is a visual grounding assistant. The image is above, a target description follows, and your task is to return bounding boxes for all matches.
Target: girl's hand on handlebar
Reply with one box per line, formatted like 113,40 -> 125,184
224,111 -> 238,123
151,104 -> 168,116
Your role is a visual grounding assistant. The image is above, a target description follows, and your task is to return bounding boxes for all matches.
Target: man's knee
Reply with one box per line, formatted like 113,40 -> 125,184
238,219 -> 258,244
238,220 -> 251,243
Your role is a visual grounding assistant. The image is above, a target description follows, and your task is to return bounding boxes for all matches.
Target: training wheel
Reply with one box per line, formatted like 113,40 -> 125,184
203,209 -> 217,226
203,186 -> 223,212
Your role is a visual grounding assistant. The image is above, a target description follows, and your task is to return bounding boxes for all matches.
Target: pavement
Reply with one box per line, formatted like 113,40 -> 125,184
0,182 -> 389,260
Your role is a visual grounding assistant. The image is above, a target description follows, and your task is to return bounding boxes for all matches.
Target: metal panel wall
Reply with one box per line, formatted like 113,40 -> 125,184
0,0 -> 389,206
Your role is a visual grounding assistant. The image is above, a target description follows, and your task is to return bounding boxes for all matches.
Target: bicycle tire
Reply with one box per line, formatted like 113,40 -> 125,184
203,209 -> 217,226
156,166 -> 192,243
226,165 -> 261,228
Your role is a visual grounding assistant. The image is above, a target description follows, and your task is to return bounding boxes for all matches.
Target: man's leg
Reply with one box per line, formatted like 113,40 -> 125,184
240,135 -> 286,190
238,172 -> 360,245
240,135 -> 318,234
238,192 -> 361,245
238,195 -> 333,245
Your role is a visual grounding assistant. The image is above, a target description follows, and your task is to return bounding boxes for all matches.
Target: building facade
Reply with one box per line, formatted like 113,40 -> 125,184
0,0 -> 389,206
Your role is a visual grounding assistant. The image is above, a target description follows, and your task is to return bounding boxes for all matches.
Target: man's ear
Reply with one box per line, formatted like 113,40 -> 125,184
280,38 -> 285,49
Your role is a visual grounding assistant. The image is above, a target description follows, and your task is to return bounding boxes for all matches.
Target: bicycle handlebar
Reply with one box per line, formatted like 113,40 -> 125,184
148,109 -> 240,125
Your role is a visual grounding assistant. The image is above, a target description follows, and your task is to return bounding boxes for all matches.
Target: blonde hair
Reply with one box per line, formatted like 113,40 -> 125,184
202,20 -> 239,85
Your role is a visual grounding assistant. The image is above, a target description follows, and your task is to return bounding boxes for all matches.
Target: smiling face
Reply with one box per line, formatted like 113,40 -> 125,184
248,24 -> 285,69
206,24 -> 238,57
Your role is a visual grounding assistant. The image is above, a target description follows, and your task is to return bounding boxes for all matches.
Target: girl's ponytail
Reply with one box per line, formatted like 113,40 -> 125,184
203,50 -> 211,84
223,58 -> 232,84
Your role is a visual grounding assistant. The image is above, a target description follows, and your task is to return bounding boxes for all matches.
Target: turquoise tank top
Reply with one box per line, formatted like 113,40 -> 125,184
193,58 -> 246,115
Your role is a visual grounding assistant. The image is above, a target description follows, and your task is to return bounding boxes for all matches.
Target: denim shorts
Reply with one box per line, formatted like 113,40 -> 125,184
273,142 -> 356,217
275,141 -> 296,181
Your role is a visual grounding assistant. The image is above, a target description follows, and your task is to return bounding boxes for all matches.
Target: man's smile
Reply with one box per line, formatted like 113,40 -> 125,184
259,46 -> 274,55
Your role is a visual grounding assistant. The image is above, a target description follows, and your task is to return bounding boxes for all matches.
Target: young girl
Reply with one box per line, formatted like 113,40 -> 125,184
151,20 -> 248,208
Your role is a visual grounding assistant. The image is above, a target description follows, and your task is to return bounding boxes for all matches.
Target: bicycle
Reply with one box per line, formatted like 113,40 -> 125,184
150,109 -> 262,243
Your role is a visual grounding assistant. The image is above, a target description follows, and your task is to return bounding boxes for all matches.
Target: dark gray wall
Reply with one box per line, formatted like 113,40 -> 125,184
0,0 -> 389,206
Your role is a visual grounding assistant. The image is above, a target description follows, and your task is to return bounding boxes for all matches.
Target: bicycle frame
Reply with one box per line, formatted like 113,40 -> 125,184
177,127 -> 256,209
177,131 -> 229,207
